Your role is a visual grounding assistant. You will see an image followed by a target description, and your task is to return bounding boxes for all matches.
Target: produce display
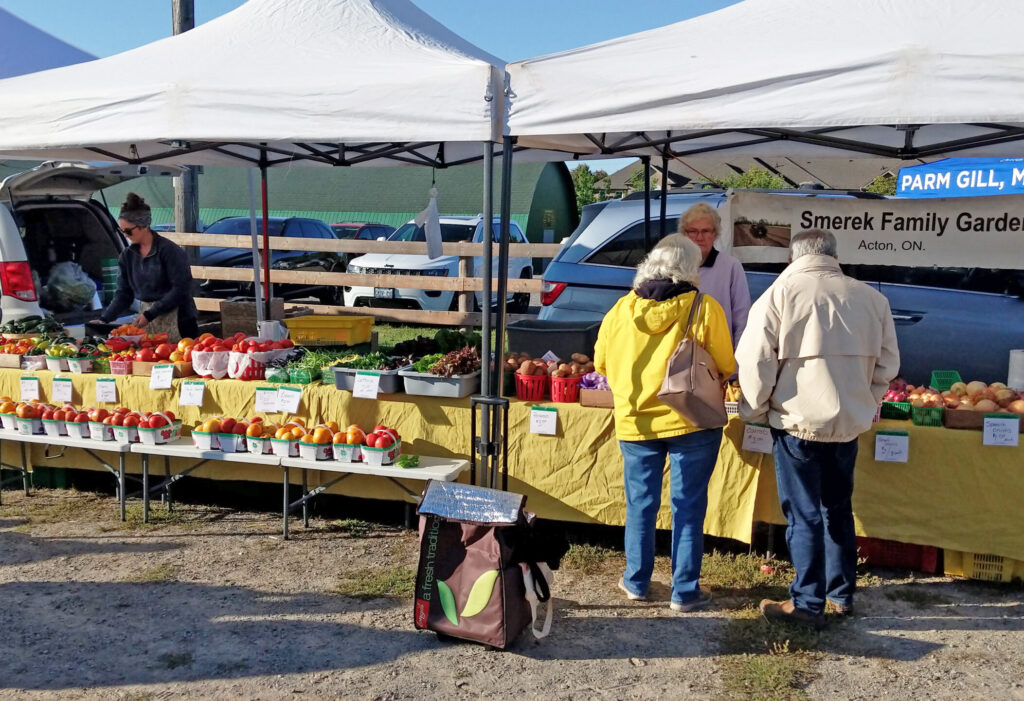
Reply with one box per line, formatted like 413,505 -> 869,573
329,351 -> 408,371
580,372 -> 610,391
506,352 -> 593,378
412,347 -> 481,377
0,313 -> 63,335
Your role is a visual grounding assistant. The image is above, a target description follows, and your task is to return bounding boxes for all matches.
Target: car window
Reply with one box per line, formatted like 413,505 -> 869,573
361,227 -> 382,240
584,217 -> 680,267
332,225 -> 361,239
388,222 -> 476,243
205,218 -> 285,237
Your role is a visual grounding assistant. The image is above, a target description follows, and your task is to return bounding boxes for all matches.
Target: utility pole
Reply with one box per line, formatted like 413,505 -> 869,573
172,0 -> 199,241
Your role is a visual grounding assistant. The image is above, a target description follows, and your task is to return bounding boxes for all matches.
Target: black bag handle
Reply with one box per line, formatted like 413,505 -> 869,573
527,561 -> 550,602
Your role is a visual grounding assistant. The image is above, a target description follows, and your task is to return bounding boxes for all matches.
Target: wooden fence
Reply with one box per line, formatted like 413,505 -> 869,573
163,233 -> 564,326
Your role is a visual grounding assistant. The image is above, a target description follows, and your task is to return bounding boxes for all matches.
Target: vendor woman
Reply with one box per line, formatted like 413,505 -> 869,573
92,193 -> 199,341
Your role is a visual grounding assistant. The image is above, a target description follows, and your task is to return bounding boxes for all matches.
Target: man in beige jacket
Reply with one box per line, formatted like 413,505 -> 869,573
736,229 -> 900,629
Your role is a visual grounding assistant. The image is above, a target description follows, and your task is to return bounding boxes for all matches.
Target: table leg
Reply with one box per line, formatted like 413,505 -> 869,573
118,452 -> 126,522
20,441 -> 30,496
164,456 -> 172,511
0,439 -> 4,507
142,454 -> 150,524
282,465 -> 290,541
302,468 -> 309,528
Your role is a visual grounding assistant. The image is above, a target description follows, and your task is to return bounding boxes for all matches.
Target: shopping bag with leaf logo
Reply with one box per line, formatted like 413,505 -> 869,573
413,481 -> 556,649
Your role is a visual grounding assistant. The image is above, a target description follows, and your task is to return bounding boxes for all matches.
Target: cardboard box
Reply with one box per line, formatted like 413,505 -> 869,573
0,354 -> 22,368
131,361 -> 194,378
220,298 -> 285,337
943,409 -> 1023,432
579,388 -> 613,408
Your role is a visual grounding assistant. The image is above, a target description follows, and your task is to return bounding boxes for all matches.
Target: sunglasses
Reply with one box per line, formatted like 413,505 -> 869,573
120,225 -> 142,237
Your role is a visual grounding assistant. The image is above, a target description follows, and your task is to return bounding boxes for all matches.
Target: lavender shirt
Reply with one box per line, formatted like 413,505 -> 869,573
698,248 -> 750,347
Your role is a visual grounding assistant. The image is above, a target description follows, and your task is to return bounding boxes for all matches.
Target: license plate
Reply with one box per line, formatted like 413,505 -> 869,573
374,287 -> 395,299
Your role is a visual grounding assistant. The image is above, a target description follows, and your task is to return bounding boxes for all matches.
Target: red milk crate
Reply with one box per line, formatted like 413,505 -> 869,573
514,372 -> 549,401
550,375 -> 582,403
856,536 -> 940,573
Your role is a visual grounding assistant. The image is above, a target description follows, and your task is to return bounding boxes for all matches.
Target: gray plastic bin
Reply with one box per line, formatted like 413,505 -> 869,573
332,365 -> 409,394
399,369 -> 481,398
506,319 -> 602,362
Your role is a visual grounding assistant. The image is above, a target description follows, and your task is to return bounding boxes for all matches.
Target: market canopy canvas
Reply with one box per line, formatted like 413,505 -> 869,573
506,0 -> 1024,161
0,0 -> 504,167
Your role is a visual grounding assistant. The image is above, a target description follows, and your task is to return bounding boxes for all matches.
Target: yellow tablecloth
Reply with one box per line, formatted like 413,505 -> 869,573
2,370 -> 1022,561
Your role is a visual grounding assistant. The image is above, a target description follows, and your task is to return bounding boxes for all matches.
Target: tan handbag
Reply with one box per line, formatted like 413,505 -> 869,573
657,292 -> 728,428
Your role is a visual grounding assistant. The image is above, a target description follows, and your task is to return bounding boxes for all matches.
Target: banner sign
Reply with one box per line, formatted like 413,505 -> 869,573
897,158 -> 1024,198
729,191 -> 1024,269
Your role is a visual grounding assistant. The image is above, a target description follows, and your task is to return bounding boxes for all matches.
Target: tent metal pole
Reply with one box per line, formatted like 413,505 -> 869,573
491,137 -> 514,489
660,154 -> 669,235
260,152 -> 271,322
248,169 -> 265,325
642,156 -> 652,251
479,142 -> 494,485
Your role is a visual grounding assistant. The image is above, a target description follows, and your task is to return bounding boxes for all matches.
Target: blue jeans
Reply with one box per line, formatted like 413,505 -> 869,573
619,428 -> 722,605
771,429 -> 858,616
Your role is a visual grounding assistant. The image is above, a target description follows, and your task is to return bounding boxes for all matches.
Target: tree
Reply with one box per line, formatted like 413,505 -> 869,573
714,166 -> 791,189
626,165 -> 657,193
570,164 -> 597,215
864,173 -> 897,196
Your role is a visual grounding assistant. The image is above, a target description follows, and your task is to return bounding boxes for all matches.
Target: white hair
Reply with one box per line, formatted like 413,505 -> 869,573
790,229 -> 838,259
678,202 -> 722,238
633,233 -> 702,288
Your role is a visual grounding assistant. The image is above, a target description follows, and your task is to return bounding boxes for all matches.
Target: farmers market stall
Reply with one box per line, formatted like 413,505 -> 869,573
2,368 -> 1023,567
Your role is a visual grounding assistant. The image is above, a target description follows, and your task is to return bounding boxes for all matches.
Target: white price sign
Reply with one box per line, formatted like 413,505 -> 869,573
95,377 -> 118,404
353,371 -> 381,399
179,380 -> 205,407
19,376 -> 39,402
278,386 -> 302,414
254,386 -> 279,412
874,430 -> 910,463
983,414 -> 1020,447
741,423 -> 774,454
530,406 -> 558,435
541,350 -> 561,363
149,364 -> 174,390
52,376 -> 73,403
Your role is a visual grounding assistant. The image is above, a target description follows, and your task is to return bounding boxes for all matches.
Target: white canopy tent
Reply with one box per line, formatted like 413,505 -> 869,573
506,0 -> 1024,161
0,0 -> 504,168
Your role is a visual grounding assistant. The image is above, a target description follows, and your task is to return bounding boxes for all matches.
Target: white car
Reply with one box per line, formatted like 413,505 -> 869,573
0,161 -> 181,335
344,215 -> 533,313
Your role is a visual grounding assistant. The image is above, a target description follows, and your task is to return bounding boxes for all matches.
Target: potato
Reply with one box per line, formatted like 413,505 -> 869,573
581,362 -> 595,374
571,353 -> 590,364
552,368 -> 567,378
518,360 -> 534,376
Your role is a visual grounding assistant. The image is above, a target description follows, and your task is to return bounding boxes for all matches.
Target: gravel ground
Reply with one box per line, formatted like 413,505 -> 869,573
1,488 -> 1023,700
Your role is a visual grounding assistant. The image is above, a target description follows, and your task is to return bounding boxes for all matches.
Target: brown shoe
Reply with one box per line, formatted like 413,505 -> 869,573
829,601 -> 854,617
759,599 -> 826,630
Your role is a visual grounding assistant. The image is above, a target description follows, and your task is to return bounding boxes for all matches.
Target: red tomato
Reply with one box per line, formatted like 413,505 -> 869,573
376,433 -> 395,449
138,348 -> 156,362
212,345 -> 230,352
163,410 -> 175,421
148,415 -> 168,428
279,339 -> 294,348
123,415 -> 140,427
154,343 -> 174,360
365,432 -> 379,448
111,414 -> 125,426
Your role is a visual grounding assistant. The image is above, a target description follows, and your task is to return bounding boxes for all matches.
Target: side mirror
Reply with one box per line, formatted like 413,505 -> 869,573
377,236 -> 386,241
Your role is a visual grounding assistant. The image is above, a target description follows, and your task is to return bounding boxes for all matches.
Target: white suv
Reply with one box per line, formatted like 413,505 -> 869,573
0,161 -> 181,334
344,215 -> 533,313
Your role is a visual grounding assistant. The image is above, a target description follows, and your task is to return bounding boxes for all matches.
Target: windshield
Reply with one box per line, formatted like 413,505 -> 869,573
331,225 -> 362,239
388,222 -> 476,243
205,218 -> 286,236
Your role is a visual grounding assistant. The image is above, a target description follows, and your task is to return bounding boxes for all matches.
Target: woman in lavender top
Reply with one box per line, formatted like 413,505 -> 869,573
679,203 -> 750,346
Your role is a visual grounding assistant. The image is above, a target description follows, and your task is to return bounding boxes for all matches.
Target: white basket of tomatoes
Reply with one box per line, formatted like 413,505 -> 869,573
332,424 -> 366,463
361,426 -> 400,466
138,412 -> 176,445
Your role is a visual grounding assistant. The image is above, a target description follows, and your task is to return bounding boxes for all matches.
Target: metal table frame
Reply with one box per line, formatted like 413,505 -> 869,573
0,430 -> 135,519
279,455 -> 470,540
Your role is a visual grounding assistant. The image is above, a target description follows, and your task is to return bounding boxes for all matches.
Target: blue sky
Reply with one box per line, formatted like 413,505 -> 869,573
0,0 -> 738,173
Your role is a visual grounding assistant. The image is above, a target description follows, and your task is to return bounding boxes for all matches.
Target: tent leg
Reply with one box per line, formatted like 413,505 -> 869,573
491,136 -> 515,489
642,156 -> 652,251
248,169 -> 265,325
260,155 -> 271,322
477,141 -> 495,485
660,154 -> 669,235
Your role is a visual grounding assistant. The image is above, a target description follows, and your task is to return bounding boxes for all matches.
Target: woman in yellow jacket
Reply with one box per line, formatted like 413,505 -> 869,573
595,234 -> 736,612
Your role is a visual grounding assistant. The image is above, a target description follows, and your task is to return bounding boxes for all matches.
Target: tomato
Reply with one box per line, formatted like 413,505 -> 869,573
279,339 -> 294,348
182,348 -> 192,362
212,345 -> 230,352
138,348 -> 156,362
364,432 -> 379,448
148,415 -> 168,428
123,415 -> 140,427
111,413 -> 125,426
376,433 -> 395,449
163,410 -> 175,421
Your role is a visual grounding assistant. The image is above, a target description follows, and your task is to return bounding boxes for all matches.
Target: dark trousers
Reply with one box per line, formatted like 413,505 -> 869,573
771,429 -> 858,615
178,316 -> 199,340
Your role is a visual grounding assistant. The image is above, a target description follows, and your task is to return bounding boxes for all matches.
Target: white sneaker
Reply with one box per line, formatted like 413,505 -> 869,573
617,576 -> 647,601
670,589 -> 712,612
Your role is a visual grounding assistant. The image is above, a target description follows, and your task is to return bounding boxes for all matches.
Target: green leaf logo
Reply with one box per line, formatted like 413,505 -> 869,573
437,580 -> 458,625
460,569 -> 499,618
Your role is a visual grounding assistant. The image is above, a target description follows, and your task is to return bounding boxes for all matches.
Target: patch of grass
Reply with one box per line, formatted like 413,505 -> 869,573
699,551 -> 794,607
334,566 -> 415,598
11,524 -> 31,533
122,504 -> 202,531
324,518 -> 374,538
562,543 -> 619,575
884,585 -> 952,608
157,652 -> 193,669
720,605 -> 823,656
129,563 -> 178,583
14,493 -> 96,524
717,651 -> 816,701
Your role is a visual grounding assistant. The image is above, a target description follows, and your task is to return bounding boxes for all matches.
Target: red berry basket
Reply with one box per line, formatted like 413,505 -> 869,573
109,359 -> 133,375
514,372 -> 549,401
550,375 -> 583,403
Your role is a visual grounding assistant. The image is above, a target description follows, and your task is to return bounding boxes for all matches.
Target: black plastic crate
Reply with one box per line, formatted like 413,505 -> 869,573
506,319 -> 602,363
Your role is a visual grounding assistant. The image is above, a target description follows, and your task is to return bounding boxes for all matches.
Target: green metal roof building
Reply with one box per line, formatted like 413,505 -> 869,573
99,161 -> 577,243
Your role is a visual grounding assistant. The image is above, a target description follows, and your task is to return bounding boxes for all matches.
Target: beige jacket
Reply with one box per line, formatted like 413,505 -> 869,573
736,254 -> 900,443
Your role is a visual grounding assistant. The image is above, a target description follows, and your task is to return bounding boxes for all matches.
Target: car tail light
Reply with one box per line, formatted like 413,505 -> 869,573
0,262 -> 37,301
540,281 -> 566,306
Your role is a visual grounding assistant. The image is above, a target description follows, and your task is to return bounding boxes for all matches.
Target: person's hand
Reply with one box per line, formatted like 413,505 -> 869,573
87,319 -> 106,326
134,313 -> 149,329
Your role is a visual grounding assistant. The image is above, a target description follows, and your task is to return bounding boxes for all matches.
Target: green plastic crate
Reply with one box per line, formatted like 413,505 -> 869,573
288,367 -> 321,385
911,405 -> 944,427
930,370 -> 962,391
880,401 -> 912,420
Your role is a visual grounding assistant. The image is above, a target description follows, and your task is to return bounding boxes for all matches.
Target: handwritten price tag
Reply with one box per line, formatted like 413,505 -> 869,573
530,406 -> 558,435
179,380 -> 205,407
19,376 -> 39,402
52,376 -> 73,403
278,386 -> 302,414
541,350 -> 561,363
254,386 -> 279,412
983,414 -> 1020,447
353,371 -> 381,399
150,364 -> 174,390
874,430 -> 909,462
95,377 -> 118,404
741,423 -> 773,454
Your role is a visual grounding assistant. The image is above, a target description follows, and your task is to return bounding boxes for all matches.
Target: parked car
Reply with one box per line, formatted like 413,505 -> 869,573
0,161 -> 182,332
151,221 -> 206,233
196,216 -> 345,304
538,191 -> 1024,384
344,215 -> 533,312
330,222 -> 395,240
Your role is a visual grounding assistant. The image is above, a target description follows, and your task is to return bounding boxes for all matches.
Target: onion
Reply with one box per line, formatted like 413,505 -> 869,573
966,380 -> 988,395
949,382 -> 968,397
973,399 -> 999,413
1007,399 -> 1024,415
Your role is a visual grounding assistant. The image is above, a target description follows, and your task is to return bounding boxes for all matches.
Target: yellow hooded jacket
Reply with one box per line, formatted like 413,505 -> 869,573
594,289 -> 737,442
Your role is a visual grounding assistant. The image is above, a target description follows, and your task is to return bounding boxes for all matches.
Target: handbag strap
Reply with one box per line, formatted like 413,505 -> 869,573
681,292 -> 703,340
